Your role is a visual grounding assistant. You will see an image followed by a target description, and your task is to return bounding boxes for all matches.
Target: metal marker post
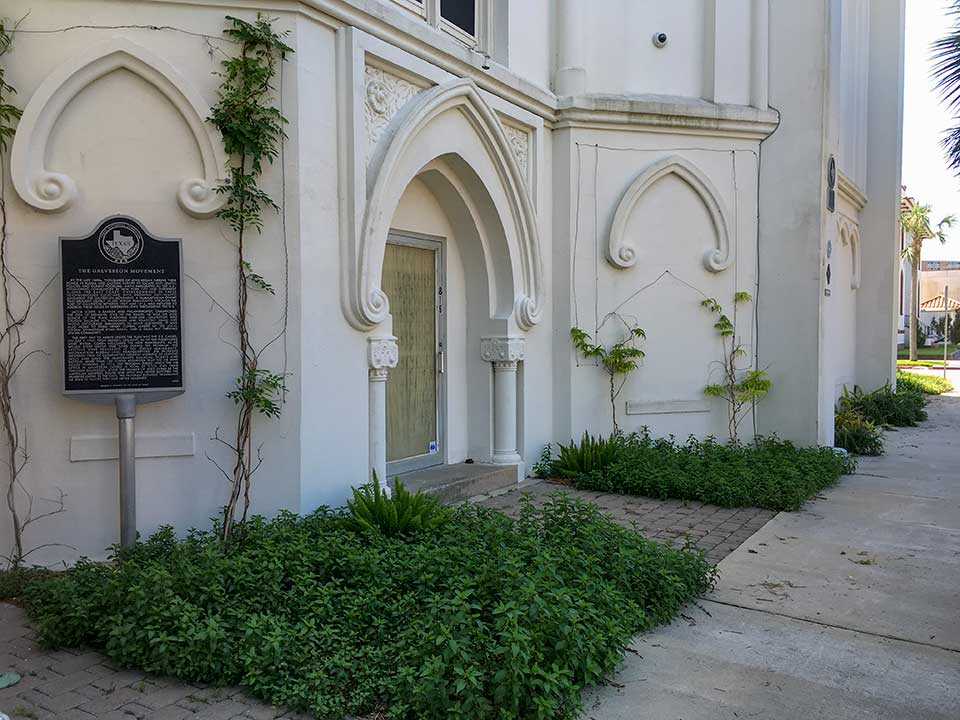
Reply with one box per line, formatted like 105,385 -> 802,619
945,286 -> 950,381
115,394 -> 137,548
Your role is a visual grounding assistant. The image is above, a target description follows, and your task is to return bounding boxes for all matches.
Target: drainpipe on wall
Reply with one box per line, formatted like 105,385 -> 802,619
555,0 -> 586,96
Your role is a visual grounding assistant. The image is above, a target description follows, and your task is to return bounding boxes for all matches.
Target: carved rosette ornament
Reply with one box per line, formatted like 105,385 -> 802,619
368,336 -> 399,380
364,65 -> 424,164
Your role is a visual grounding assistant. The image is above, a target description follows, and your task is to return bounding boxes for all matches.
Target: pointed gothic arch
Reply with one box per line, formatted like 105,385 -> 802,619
838,216 -> 862,290
344,77 -> 544,330
10,37 -> 227,217
607,155 -> 732,273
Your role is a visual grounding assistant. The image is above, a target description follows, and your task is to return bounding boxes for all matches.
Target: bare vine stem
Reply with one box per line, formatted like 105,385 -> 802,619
1,16 -> 68,568
207,15 -> 292,543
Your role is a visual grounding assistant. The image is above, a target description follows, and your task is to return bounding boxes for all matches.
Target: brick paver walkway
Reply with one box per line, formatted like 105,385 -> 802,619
0,604 -> 303,720
0,486 -> 773,719
473,480 -> 776,565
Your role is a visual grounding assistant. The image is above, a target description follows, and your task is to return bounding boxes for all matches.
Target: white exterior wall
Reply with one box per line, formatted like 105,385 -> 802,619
0,0 -> 902,564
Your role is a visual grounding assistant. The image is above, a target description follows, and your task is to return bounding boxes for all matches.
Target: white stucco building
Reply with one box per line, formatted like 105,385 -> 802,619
1,0 -> 904,563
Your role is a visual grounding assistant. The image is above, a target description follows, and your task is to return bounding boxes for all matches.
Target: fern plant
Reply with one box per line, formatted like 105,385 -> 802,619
347,473 -> 447,537
552,432 -> 622,478
571,315 -> 645,432
702,292 -> 771,443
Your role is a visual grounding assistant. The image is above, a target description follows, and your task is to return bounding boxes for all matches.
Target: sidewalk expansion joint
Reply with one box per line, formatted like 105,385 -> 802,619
702,597 -> 960,655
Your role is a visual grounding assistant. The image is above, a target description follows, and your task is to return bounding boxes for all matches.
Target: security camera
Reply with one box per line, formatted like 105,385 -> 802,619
652,32 -> 668,48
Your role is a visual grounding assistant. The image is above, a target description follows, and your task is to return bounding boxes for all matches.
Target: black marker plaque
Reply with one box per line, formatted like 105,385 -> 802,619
61,216 -> 184,398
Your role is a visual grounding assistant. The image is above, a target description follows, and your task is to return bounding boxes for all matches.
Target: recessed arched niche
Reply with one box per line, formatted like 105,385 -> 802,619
607,155 -> 732,273
10,37 -> 227,218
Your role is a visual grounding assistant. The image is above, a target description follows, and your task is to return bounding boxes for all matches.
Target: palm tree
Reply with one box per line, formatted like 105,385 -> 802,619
900,201 -> 955,361
933,1 -> 960,172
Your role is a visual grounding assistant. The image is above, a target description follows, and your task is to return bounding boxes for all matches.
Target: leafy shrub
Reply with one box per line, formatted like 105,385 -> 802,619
552,431 -> 623,478
896,370 -> 954,395
25,497 -> 714,720
347,473 -> 446,537
834,407 -> 884,456
928,309 -> 960,344
531,445 -> 553,478
0,566 -> 55,602
838,383 -> 927,427
560,431 -> 854,512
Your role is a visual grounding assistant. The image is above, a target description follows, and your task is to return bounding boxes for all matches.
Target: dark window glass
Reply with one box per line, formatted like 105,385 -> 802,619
441,0 -> 476,35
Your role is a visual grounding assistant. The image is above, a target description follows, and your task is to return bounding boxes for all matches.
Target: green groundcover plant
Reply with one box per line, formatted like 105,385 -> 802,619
24,496 -> 714,720
837,383 -> 927,427
543,432 -> 855,512
896,369 -> 953,396
833,407 -> 884,456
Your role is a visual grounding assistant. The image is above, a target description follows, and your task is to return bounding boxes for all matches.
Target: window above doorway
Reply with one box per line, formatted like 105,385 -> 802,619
391,0 -> 485,50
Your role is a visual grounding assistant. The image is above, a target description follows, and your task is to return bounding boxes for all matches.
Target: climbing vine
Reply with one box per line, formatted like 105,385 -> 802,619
0,18 -> 66,568
571,314 -> 646,433
208,14 -> 292,542
702,292 -> 771,443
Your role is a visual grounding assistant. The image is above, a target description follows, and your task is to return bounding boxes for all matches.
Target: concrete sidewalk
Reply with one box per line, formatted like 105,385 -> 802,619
584,393 -> 960,719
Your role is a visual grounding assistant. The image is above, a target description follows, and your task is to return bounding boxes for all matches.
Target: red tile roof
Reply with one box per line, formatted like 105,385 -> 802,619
919,294 -> 960,311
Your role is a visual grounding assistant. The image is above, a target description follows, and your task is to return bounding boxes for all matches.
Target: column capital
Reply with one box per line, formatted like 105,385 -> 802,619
368,336 -> 399,371
480,336 -> 525,364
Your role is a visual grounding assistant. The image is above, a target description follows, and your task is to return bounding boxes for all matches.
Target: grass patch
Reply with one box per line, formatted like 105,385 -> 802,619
897,344 -> 958,359
24,497 -> 714,720
896,370 -> 954,395
544,432 -> 855,512
896,359 -> 946,368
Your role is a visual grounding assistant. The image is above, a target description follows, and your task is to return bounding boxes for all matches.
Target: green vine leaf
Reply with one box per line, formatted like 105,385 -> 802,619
241,260 -> 275,294
702,293 -> 771,443
208,14 -> 293,542
571,317 -> 645,432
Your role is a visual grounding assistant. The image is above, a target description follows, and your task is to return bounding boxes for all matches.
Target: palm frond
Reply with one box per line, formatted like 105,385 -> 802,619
931,1 -> 960,173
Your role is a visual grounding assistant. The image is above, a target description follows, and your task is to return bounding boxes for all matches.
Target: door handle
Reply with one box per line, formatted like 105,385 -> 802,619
438,350 -> 445,374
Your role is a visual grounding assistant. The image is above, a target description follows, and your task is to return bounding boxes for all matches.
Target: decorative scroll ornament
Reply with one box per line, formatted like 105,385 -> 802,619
364,65 -> 424,165
607,155 -> 732,273
10,37 -> 227,218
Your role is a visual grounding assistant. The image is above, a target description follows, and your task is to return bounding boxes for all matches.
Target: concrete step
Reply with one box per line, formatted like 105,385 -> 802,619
395,462 -> 518,503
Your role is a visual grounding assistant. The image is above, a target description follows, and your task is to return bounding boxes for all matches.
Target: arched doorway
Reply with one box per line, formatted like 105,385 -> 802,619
355,80 -> 545,484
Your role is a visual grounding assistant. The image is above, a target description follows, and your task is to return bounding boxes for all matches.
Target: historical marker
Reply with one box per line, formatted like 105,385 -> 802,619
61,216 -> 184,398
61,216 -> 185,548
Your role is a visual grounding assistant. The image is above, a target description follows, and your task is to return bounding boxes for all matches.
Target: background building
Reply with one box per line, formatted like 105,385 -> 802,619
1,0 -> 904,563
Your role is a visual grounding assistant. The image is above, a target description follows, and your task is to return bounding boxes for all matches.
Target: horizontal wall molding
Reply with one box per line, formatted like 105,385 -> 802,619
625,400 -> 712,416
555,95 -> 780,140
838,171 -> 868,211
70,433 -> 196,462
148,0 -> 780,138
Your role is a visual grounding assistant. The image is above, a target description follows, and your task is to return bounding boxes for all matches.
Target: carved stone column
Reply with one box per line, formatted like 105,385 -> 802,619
480,337 -> 525,465
368,337 -> 398,488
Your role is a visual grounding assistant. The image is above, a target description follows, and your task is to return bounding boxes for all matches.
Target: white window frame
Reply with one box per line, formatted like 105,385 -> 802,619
391,0 -> 487,51
392,0 -> 427,20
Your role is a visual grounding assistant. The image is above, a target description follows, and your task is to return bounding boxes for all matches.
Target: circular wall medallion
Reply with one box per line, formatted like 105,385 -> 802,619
98,219 -> 144,265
